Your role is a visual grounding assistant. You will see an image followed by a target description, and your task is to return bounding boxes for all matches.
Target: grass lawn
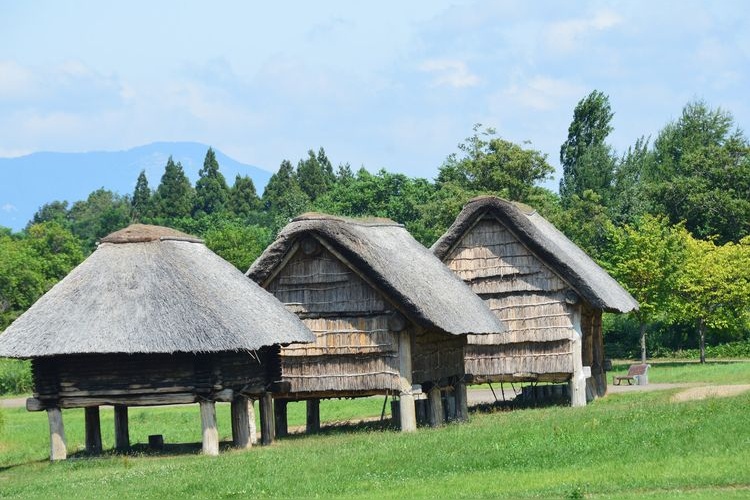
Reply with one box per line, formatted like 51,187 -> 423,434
608,359 -> 750,385
1,361 -> 749,498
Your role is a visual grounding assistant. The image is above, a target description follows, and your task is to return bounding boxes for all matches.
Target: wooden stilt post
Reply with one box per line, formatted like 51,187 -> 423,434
259,392 -> 274,445
114,404 -> 130,451
398,331 -> 417,432
569,304 -> 587,407
274,399 -> 288,438
306,399 -> 321,434
428,386 -> 444,427
84,406 -> 102,454
231,396 -> 252,449
200,400 -> 219,456
455,380 -> 469,422
47,407 -> 67,461
248,398 -> 258,445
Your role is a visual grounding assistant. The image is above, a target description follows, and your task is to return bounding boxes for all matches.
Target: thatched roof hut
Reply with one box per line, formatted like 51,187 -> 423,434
248,213 -> 506,431
0,224 -> 314,459
432,196 -> 638,405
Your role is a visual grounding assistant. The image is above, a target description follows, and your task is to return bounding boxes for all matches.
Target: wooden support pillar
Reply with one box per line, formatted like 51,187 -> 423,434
84,406 -> 102,454
47,407 -> 67,461
231,396 -> 252,449
114,404 -> 130,451
398,331 -> 417,432
306,399 -> 321,434
248,398 -> 258,445
592,309 -> 607,397
569,305 -> 587,407
259,392 -> 274,445
428,386 -> 444,428
274,399 -> 288,438
200,400 -> 219,456
455,380 -> 469,422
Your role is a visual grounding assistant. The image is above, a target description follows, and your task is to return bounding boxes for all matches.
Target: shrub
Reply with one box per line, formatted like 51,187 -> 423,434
0,358 -> 33,395
670,340 -> 750,360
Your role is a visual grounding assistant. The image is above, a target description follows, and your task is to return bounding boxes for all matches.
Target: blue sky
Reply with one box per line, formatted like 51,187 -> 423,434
1,1 -> 748,186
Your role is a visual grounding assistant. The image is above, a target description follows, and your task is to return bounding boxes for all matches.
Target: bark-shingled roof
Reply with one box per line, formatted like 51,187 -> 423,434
431,196 -> 639,313
0,224 -> 315,358
247,213 -> 507,336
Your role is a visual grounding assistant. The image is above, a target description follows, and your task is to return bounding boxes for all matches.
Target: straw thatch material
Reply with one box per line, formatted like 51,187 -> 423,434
248,213 -> 506,336
0,224 -> 314,357
431,196 -> 638,313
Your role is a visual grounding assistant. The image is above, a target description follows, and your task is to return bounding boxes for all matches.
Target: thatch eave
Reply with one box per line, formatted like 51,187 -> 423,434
431,196 -> 639,314
0,224 -> 315,359
248,213 -> 507,336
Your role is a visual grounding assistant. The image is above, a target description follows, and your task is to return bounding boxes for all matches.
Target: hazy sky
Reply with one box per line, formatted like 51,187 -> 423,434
1,1 -> 748,185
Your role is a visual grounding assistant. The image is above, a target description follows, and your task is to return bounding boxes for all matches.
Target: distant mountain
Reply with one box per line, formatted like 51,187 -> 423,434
0,142 -> 272,231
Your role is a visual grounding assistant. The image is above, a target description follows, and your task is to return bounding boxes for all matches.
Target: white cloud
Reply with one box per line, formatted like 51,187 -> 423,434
419,59 -> 481,88
545,10 -> 622,53
0,60 -> 34,99
1,203 -> 18,213
500,76 -> 586,111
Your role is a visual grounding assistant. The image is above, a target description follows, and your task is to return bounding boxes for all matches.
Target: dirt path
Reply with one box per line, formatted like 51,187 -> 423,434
671,384 -> 750,402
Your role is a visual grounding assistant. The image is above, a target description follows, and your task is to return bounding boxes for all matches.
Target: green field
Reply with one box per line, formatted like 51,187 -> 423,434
1,361 -> 749,499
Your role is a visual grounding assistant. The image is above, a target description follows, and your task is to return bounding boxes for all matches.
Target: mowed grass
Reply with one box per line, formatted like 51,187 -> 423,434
608,359 -> 750,385
0,362 -> 749,499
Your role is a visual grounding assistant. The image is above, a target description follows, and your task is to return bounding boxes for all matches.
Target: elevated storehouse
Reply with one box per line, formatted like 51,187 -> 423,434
432,197 -> 638,405
248,213 -> 506,432
0,224 -> 314,459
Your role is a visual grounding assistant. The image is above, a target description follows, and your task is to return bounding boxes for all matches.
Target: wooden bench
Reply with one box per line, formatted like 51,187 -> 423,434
613,364 -> 650,385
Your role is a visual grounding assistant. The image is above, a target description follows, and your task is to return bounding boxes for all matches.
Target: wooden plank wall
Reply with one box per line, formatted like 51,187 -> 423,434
411,327 -> 465,386
445,216 -> 576,380
31,351 -> 271,408
268,244 -> 401,394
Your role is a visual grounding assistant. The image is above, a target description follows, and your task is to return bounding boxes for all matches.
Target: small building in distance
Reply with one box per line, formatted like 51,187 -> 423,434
247,213 -> 506,432
432,196 -> 638,405
0,224 -> 314,460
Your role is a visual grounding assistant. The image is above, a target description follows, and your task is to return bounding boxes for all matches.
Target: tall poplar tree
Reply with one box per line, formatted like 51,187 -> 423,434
560,90 -> 616,207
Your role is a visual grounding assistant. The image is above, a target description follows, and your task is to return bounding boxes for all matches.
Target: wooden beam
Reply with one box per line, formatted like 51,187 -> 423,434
569,304 -> 587,407
274,399 -> 288,438
259,393 -> 274,445
46,407 -> 67,461
63,393 -> 197,409
306,399 -> 321,434
398,331 -> 417,432
427,386 -> 443,428
248,399 -> 258,445
200,400 -> 219,456
84,406 -> 102,454
114,405 -> 130,451
455,380 -> 469,422
231,396 -> 252,449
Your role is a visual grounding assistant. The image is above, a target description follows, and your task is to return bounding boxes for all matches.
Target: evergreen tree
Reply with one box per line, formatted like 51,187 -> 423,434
559,90 -> 616,207
131,170 -> 152,221
194,147 -> 229,216
262,160 -> 310,217
228,174 -> 261,218
296,148 -> 335,201
154,157 -> 194,219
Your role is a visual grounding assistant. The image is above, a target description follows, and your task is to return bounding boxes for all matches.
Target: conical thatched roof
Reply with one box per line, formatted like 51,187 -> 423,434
431,196 -> 639,313
0,224 -> 315,358
247,213 -> 507,336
